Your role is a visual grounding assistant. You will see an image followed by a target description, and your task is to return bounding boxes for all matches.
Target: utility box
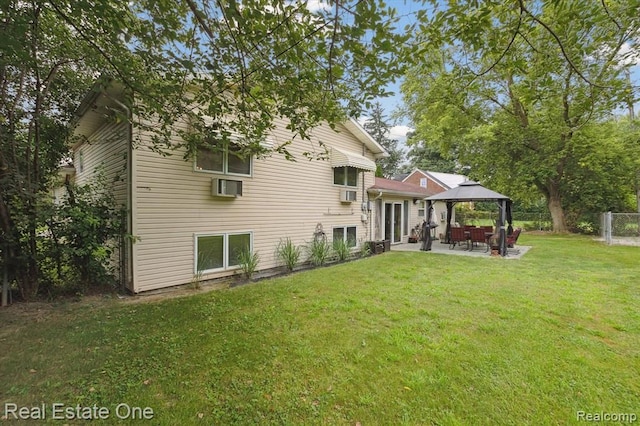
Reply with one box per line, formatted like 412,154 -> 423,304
367,240 -> 390,254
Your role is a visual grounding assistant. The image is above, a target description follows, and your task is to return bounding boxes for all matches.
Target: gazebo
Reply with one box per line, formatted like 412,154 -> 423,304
421,181 -> 513,256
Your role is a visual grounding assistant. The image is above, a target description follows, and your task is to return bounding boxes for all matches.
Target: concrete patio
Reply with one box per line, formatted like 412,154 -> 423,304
391,239 -> 531,259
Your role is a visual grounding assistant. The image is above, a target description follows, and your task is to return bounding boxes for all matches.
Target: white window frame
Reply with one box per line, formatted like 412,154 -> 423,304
419,177 -> 427,188
194,231 -> 253,274
332,225 -> 358,247
333,166 -> 359,188
194,144 -> 252,177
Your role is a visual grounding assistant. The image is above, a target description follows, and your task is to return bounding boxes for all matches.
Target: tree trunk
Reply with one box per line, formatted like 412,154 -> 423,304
546,182 -> 567,233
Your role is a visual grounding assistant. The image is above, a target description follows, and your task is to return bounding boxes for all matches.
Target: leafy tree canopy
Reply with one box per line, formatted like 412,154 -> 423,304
403,131 -> 458,174
404,0 -> 640,231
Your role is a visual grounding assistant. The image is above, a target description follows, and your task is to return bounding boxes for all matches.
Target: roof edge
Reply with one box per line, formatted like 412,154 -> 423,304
343,118 -> 389,158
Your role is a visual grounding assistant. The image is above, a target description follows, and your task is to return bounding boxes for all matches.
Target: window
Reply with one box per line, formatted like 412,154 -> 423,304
333,167 -> 358,187
418,201 -> 425,217
196,143 -> 251,176
333,226 -> 357,247
195,232 -> 252,273
419,177 -> 427,188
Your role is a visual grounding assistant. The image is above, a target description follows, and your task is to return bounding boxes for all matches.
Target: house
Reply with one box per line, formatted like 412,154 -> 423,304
67,83 -> 388,293
399,169 -> 469,234
367,177 -> 451,243
367,177 -> 432,244
401,169 -> 468,194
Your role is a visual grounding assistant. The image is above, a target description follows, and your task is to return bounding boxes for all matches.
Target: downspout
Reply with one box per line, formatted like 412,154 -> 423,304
363,143 -> 371,242
112,98 -> 134,292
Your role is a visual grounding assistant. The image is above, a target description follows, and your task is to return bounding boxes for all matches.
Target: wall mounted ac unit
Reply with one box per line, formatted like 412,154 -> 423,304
212,178 -> 243,198
340,189 -> 357,203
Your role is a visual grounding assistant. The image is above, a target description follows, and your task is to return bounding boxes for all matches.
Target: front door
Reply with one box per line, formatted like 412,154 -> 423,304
384,202 -> 403,243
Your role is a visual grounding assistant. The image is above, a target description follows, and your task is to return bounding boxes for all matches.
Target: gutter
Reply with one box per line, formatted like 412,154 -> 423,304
367,188 -> 430,199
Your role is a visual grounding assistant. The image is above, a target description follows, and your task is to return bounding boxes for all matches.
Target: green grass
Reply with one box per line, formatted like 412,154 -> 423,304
1,234 -> 639,425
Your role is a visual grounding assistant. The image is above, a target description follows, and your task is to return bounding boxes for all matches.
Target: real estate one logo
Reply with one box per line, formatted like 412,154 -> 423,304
3,403 -> 154,421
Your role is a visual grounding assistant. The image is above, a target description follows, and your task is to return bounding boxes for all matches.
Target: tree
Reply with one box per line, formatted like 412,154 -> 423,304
404,0 -> 640,232
363,102 -> 404,178
404,131 -> 457,173
1,1 -> 97,298
1,0 -> 406,299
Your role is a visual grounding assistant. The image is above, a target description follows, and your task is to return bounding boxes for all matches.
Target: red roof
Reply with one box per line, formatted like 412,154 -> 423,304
368,177 -> 434,197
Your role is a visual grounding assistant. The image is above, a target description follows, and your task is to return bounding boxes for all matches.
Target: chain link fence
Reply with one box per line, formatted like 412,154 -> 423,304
601,212 -> 640,246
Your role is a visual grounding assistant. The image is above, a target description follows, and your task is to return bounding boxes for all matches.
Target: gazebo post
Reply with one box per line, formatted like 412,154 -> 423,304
499,199 -> 507,256
421,200 -> 433,251
445,201 -> 454,244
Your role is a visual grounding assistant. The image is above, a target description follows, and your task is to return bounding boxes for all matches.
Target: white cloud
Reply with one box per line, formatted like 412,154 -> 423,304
357,116 -> 413,146
388,125 -> 413,145
304,0 -> 331,12
618,42 -> 640,66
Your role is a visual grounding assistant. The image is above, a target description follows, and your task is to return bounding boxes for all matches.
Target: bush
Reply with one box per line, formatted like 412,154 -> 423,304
575,221 -> 597,235
358,240 -> 372,258
332,239 -> 351,262
43,176 -> 123,295
236,247 -> 260,280
306,238 -> 333,266
275,238 -> 301,272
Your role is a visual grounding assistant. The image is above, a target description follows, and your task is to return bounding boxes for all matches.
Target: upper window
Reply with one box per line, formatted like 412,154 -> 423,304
333,167 -> 358,187
196,144 -> 251,176
419,177 -> 427,188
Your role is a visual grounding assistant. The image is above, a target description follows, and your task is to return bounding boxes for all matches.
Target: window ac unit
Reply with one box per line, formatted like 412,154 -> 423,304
212,178 -> 243,197
340,189 -> 357,203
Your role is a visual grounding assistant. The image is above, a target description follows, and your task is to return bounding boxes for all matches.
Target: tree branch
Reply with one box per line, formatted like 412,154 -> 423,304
48,0 -> 144,101
470,11 -> 523,79
600,0 -> 622,31
518,0 -> 605,89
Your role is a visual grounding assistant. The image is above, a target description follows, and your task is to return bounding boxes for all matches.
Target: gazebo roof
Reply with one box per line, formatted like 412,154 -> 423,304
425,181 -> 510,202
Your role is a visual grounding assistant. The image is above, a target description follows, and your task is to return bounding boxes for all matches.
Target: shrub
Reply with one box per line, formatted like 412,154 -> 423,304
576,221 -> 596,235
359,240 -> 372,258
306,238 -> 333,266
333,238 -> 351,262
275,238 -> 301,272
236,247 -> 260,280
43,175 -> 123,295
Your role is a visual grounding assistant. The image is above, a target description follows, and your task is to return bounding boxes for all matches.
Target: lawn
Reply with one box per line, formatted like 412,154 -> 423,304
1,234 -> 639,425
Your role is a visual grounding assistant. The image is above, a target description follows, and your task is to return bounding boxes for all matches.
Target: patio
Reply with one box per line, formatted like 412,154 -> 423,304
392,239 -> 531,259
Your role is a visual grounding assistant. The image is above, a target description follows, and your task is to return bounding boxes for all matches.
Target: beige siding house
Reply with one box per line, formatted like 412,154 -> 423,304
70,85 -> 387,293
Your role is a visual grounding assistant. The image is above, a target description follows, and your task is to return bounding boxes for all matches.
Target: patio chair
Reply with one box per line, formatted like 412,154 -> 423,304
469,227 -> 487,251
506,228 -> 522,248
449,227 -> 468,250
